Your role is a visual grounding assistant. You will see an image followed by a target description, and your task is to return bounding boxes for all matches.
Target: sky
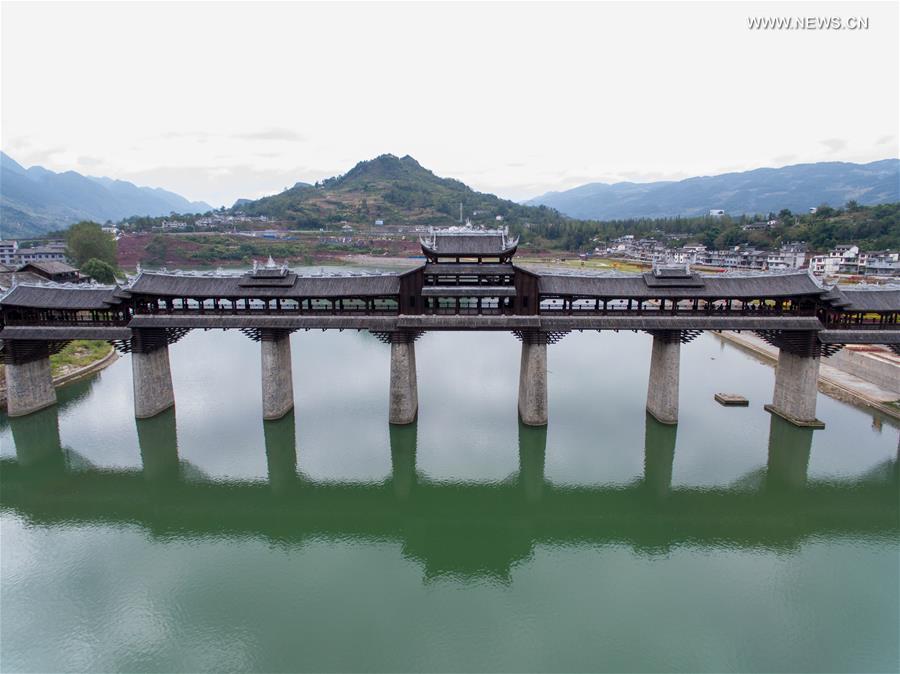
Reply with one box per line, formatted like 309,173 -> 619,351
2,0 -> 898,207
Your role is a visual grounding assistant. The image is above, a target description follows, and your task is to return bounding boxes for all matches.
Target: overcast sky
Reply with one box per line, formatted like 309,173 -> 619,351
2,1 -> 898,207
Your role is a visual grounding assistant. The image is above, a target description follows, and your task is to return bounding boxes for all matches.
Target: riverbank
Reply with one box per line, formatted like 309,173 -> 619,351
335,253 -> 652,272
715,331 -> 900,425
0,341 -> 119,408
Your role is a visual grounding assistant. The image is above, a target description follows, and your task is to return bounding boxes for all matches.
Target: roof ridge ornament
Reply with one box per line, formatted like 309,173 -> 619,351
807,266 -> 826,289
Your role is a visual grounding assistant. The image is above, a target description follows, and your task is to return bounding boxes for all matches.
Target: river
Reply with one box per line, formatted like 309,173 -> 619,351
1,329 -> 898,672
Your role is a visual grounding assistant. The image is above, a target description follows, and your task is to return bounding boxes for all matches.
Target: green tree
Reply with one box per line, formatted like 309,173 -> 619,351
66,221 -> 117,266
80,258 -> 118,283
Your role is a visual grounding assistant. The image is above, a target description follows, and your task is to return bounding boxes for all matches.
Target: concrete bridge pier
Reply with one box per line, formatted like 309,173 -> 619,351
390,421 -> 418,499
389,334 -> 418,425
646,331 -> 681,425
264,411 -> 298,494
643,412 -> 677,498
765,348 -> 824,428
518,335 -> 548,427
137,407 -> 180,482
4,342 -> 57,417
766,415 -> 814,490
260,329 -> 294,420
132,329 -> 175,419
518,421 -> 547,502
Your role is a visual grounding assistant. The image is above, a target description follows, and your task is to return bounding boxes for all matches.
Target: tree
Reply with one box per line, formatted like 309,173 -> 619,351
66,221 -> 117,267
80,258 -> 118,284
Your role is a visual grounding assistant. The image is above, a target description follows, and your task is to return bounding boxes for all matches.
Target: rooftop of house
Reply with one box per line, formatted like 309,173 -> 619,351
17,261 -> 79,275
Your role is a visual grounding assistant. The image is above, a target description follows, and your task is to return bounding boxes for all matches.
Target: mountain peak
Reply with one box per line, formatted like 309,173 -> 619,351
1,151 -> 26,175
231,155 -> 561,229
330,154 -> 435,188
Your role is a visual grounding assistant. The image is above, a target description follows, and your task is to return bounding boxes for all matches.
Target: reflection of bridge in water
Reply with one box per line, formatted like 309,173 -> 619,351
3,401 -> 897,581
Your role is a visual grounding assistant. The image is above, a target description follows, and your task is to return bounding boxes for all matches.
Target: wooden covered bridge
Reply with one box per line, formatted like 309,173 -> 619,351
1,228 -> 898,427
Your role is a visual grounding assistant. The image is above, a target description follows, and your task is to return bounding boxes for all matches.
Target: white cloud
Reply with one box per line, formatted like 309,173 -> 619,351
821,138 -> 849,154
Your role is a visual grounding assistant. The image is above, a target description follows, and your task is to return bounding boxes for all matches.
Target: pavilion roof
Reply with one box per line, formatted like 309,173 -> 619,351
127,271 -> 400,298
832,288 -> 900,313
0,284 -> 122,310
538,270 -> 829,299
420,228 -> 518,258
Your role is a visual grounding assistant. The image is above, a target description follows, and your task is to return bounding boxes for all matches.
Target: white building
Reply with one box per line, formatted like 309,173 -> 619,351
808,245 -> 859,277
709,209 -> 725,217
671,244 -> 707,264
14,244 -> 68,265
0,240 -> 18,265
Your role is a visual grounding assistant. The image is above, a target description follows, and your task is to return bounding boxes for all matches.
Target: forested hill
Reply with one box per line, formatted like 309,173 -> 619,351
526,159 -> 900,220
516,202 -> 900,253
234,154 -> 561,228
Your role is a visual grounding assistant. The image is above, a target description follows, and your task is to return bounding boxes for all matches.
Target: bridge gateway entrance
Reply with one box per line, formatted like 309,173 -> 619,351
1,227 -> 898,427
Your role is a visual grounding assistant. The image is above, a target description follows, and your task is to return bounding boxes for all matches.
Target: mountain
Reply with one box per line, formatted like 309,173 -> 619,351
235,154 -> 561,228
525,159 -> 900,220
0,152 -> 212,238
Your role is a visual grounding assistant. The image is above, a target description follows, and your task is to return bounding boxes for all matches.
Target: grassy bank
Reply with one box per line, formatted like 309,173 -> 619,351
49,340 -> 114,377
517,256 -> 649,273
0,340 -> 114,391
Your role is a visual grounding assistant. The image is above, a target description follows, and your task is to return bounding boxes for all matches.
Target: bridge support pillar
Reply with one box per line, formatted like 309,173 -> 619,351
518,421 -> 547,502
137,408 -> 180,481
132,329 -> 175,419
4,345 -> 57,417
390,422 -> 418,499
261,330 -> 294,420
646,331 -> 680,425
518,337 -> 548,426
11,404 -> 64,470
643,412 -> 677,498
264,411 -> 298,494
389,335 -> 418,425
765,349 -> 824,428
766,415 -> 813,490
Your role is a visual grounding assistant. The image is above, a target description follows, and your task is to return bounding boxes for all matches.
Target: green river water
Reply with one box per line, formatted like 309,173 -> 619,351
1,329 -> 898,672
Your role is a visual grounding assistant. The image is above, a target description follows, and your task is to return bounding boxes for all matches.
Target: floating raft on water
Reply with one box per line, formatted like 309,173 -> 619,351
715,393 -> 749,406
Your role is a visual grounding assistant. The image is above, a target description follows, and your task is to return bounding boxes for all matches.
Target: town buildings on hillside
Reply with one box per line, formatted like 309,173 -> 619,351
807,246 -> 900,277
602,236 -> 898,278
0,240 -> 68,266
603,237 -> 811,272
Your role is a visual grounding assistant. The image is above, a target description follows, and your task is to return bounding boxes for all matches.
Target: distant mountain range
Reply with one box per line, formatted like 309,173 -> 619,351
233,154 -> 560,229
0,152 -> 212,238
525,159 -> 900,220
5,151 -> 898,241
